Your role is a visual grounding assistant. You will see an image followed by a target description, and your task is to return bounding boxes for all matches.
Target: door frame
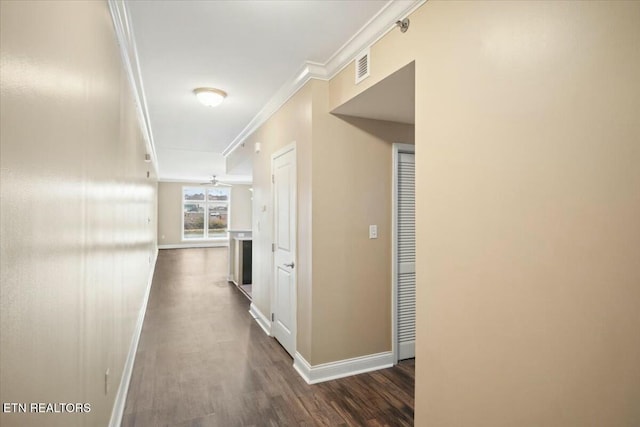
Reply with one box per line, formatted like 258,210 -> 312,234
392,143 -> 415,364
270,142 -> 297,356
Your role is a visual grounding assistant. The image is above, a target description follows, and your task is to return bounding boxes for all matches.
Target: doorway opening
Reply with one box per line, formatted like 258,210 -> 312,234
331,61 -> 416,365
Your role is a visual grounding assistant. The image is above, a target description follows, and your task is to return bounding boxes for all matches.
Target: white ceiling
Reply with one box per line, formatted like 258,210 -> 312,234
127,0 -> 390,182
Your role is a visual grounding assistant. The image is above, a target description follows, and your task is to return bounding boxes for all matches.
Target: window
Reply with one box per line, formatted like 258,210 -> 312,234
183,187 -> 230,239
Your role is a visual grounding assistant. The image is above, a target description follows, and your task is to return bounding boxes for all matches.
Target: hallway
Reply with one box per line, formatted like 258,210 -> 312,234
122,248 -> 414,426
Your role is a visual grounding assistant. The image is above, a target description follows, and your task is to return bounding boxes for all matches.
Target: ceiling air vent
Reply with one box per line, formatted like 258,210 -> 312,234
355,49 -> 370,84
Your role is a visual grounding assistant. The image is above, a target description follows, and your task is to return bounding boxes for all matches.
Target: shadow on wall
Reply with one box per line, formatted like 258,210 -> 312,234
333,115 -> 415,145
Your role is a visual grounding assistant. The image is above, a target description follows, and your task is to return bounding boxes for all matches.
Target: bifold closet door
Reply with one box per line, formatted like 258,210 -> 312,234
397,152 -> 415,360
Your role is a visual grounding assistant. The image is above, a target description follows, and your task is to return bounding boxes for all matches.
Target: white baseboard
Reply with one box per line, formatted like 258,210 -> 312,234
249,303 -> 271,336
293,351 -> 393,385
108,247 -> 158,427
158,241 -> 228,249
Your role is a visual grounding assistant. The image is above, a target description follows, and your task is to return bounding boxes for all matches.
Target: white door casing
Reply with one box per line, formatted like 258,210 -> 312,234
271,143 -> 297,357
392,144 -> 416,362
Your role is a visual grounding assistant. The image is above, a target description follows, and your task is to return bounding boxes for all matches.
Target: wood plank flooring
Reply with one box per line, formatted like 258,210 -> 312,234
122,248 -> 414,427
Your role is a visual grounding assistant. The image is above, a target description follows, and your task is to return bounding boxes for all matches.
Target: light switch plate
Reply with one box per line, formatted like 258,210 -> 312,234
369,225 -> 378,239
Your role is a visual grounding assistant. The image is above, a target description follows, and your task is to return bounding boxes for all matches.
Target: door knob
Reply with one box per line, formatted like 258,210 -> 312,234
284,261 -> 295,269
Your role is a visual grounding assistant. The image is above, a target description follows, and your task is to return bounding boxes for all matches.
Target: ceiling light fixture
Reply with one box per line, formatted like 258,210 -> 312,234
193,87 -> 227,107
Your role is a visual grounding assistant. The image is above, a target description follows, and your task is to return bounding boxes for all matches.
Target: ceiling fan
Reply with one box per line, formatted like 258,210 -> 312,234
200,175 -> 231,187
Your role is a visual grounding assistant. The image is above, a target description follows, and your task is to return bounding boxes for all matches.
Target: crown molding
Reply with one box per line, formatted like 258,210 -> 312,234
221,60 -> 326,157
323,0 -> 425,79
108,0 -> 159,174
222,0 -> 426,158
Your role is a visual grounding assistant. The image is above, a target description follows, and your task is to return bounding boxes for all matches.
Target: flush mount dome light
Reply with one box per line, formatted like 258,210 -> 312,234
193,87 -> 227,107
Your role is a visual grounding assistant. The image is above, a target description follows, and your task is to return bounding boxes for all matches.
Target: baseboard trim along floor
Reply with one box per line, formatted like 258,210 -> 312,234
293,351 -> 394,384
108,248 -> 158,427
249,302 -> 272,336
158,242 -> 228,249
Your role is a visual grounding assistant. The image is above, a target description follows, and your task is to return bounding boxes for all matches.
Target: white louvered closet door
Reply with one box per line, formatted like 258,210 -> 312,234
397,152 -> 416,360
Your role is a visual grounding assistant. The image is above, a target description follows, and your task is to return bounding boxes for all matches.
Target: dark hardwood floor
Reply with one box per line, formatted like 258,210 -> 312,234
122,248 -> 414,427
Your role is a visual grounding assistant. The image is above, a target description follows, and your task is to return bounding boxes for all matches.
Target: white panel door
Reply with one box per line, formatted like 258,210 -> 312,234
397,151 -> 416,360
272,145 -> 296,357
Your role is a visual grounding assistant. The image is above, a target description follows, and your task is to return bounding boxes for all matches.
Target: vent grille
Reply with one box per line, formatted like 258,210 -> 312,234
355,49 -> 370,84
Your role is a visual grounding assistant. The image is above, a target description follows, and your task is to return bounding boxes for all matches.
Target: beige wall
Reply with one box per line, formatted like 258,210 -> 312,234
157,182 -> 252,246
331,1 -> 640,425
0,2 -> 157,427
230,184 -> 252,230
157,182 -> 184,245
